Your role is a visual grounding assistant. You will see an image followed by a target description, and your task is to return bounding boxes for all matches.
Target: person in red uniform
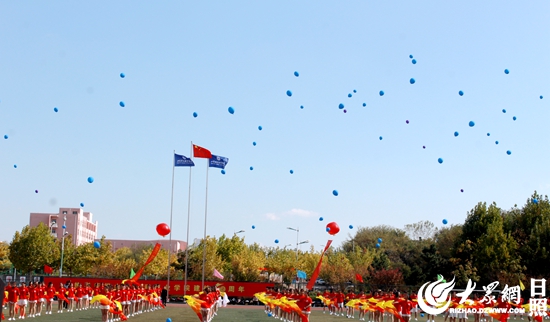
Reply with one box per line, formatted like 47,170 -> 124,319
56,282 -> 67,313
322,289 -> 330,314
36,282 -> 46,317
18,282 -> 29,319
297,289 -> 313,322
199,287 -> 213,322
357,290 -> 367,321
346,290 -> 356,318
7,281 -> 19,321
75,283 -> 84,311
336,290 -> 345,317
28,281 -> 38,318
66,282 -> 76,312
45,282 -> 55,315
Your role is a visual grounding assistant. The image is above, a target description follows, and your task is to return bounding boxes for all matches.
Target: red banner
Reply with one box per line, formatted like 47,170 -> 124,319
43,277 -> 273,298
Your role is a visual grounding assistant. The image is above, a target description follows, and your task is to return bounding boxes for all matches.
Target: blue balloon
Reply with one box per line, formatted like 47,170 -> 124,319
13,164 -> 17,168
438,158 -> 443,164
332,190 -> 338,196
442,219 -> 448,225
290,170 -> 294,174
454,131 -> 459,137
459,90 -> 464,96
504,69 -> 509,74
376,243 -> 381,248
319,217 -> 324,221
221,169 -> 225,174
300,105 -> 304,109
286,90 -> 292,97
80,203 -> 84,207
253,142 -> 256,146
348,93 -> 352,98
412,59 -> 417,64
54,107 -> 58,112
120,73 -> 125,78
379,90 -> 384,96
250,166 -> 254,170
275,239 -> 279,244
421,314 -> 425,318
193,112 -> 198,118
326,227 -> 330,232
353,89 -> 357,93
258,126 -> 262,131
469,121 -> 475,127
349,225 -> 353,229
495,141 -> 499,144
87,177 -> 94,183
94,241 -> 100,249
507,150 -> 511,155
268,313 -> 273,317
228,106 -> 235,114
540,96 -> 544,99
62,225 -> 66,229
294,71 -> 299,77
409,55 -> 413,58
410,78 -> 415,84
362,103 -> 366,107
533,198 -> 539,204
339,103 -> 344,109
502,109 -> 507,113
377,238 -> 382,243
166,319 -> 172,322
423,146 -> 426,149
487,133 -> 490,136
119,101 -> 125,107
379,136 -> 383,140
461,189 -> 464,193
3,135 -> 8,139
252,225 -> 256,229
513,116 -> 517,121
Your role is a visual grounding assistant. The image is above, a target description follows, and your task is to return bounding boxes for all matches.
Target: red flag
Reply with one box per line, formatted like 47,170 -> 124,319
355,273 -> 363,283
306,240 -> 332,290
193,145 -> 212,159
122,243 -> 162,286
44,265 -> 53,274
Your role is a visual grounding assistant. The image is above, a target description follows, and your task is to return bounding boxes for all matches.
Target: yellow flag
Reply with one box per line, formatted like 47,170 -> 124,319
519,279 -> 525,291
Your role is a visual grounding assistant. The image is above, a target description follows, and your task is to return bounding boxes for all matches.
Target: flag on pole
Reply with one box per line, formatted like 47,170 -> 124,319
44,265 -> 53,274
355,273 -> 364,283
519,279 -> 525,291
306,240 -> 333,290
297,270 -> 307,279
209,155 -> 229,169
213,269 -> 224,280
130,268 -> 136,279
174,153 -> 195,167
193,145 -> 212,159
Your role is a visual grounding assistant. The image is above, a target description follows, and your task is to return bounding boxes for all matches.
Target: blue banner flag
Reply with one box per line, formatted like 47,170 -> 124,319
174,153 -> 195,167
297,270 -> 307,279
209,155 -> 229,169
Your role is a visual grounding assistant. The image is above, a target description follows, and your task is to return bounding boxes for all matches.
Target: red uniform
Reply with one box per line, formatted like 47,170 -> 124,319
28,286 -> 38,302
8,286 -> 19,303
199,292 -> 212,309
19,286 -> 29,300
67,287 -> 75,299
47,286 -> 56,300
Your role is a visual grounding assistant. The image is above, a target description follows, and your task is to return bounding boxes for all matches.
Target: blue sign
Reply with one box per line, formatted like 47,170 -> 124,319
174,154 -> 195,167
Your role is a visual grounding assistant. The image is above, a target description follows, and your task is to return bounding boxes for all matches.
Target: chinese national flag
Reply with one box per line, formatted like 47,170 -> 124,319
355,273 -> 364,283
44,265 -> 53,274
193,145 -> 212,159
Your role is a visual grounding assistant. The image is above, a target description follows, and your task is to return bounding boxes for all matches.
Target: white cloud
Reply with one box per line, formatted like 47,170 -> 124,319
265,213 -> 280,220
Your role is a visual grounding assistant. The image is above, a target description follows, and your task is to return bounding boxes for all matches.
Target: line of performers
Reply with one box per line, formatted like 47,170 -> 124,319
184,285 -> 230,322
255,288 -> 313,322
1,280 -> 164,322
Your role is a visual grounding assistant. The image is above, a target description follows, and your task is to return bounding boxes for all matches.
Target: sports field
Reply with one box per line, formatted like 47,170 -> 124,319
1,304 -> 457,322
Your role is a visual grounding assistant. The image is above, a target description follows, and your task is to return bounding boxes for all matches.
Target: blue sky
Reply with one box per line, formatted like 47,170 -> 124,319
1,1 -> 549,252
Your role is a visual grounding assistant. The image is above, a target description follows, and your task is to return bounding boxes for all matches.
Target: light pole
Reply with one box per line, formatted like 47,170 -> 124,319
234,230 -> 245,235
296,240 -> 309,260
59,216 -> 67,277
286,227 -> 299,251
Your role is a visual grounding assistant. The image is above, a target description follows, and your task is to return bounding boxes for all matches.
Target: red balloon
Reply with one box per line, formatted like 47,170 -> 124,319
326,222 -> 340,235
156,223 -> 171,237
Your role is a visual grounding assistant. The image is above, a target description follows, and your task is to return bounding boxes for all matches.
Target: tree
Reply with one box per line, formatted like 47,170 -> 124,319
229,243 -> 265,282
404,220 -> 437,241
369,268 -> 405,290
185,237 -> 224,281
9,223 -> 58,275
265,247 -> 296,284
319,249 -> 353,290
0,241 -> 11,271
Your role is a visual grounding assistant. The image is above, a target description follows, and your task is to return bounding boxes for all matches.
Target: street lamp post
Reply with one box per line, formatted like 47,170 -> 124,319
234,230 -> 245,235
296,240 -> 310,260
59,216 -> 67,277
286,227 -> 299,252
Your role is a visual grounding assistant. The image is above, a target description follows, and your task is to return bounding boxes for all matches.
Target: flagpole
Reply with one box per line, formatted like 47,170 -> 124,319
201,162 -> 210,289
166,150 -> 175,300
184,142 -> 193,298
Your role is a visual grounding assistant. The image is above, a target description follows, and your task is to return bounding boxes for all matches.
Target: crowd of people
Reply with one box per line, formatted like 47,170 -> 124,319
1,280 -> 165,321
257,288 -> 549,322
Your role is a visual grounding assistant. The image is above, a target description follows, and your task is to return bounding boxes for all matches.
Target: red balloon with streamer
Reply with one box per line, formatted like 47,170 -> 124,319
156,223 -> 171,237
326,222 -> 340,235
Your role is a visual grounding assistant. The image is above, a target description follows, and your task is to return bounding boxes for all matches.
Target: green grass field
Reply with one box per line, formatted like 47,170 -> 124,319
1,305 -> 457,322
